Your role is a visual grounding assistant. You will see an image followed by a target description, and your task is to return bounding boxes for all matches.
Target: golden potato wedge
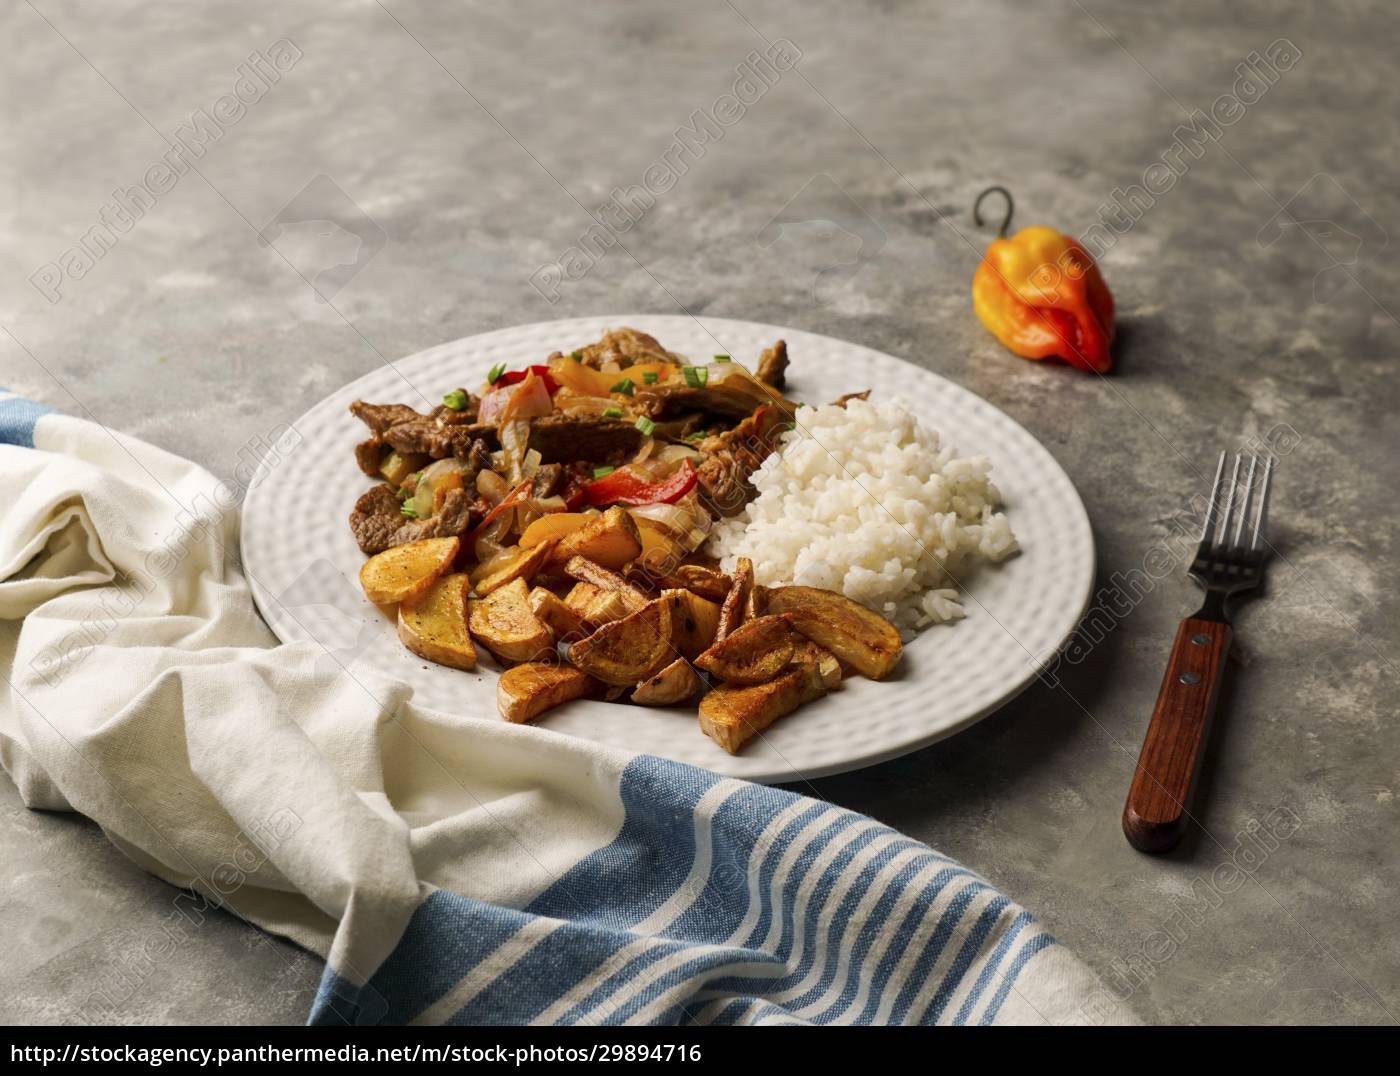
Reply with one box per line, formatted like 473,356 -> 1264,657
519,512 -> 592,549
632,658 -> 703,706
715,556 -> 753,641
467,577 -> 554,664
763,586 -> 903,679
563,581 -> 603,618
698,662 -> 830,754
472,539 -> 557,597
567,594 -> 676,686
792,638 -> 843,690
583,589 -> 636,628
529,587 -> 589,641
694,613 -> 796,686
397,572 -> 476,670
563,556 -> 648,612
359,537 -> 460,605
497,662 -> 598,723
673,564 -> 732,602
666,588 -> 722,659
549,506 -> 642,570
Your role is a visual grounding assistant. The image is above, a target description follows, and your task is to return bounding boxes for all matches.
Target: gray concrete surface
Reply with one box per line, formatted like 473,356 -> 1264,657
2,0 -> 1396,1026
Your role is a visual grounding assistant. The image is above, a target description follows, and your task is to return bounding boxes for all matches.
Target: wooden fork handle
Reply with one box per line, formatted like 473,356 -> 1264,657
1122,617 -> 1232,853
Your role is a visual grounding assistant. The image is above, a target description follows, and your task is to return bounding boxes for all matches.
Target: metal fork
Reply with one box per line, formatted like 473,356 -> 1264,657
1122,451 -> 1276,853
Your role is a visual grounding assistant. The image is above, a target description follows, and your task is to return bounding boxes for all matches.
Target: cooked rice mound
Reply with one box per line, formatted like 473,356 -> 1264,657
708,398 -> 1017,631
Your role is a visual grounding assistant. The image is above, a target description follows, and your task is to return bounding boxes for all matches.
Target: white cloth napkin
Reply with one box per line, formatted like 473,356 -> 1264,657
0,393 -> 1135,1025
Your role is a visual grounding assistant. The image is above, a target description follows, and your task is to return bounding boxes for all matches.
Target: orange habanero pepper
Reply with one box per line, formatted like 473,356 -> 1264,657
970,187 -> 1115,374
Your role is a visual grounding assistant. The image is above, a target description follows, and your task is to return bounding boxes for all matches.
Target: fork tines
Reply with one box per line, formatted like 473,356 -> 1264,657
1198,450 -> 1274,556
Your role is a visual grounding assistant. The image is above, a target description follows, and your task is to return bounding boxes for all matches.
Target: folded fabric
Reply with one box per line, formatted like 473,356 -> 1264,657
0,390 -> 1135,1026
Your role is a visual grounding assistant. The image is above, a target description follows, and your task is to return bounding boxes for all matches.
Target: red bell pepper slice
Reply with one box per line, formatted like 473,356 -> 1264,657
583,459 -> 697,508
494,365 -> 559,394
465,478 -> 533,547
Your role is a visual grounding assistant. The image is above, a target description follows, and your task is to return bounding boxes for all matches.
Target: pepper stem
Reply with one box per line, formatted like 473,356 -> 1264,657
973,186 -> 1015,238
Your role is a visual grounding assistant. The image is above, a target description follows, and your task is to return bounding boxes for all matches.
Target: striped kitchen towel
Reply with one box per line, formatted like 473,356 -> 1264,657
0,391 -> 1134,1026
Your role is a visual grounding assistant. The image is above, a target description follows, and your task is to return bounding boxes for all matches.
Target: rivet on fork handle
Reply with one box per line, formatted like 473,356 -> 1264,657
1123,617 -> 1232,853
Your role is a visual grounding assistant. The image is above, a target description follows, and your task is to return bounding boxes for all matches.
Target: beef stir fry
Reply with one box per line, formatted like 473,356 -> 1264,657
349,328 -> 901,754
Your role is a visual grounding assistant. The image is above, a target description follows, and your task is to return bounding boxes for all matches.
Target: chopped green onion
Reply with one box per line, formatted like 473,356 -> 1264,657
713,354 -> 731,362
610,377 -> 635,396
602,407 -> 623,419
399,504 -> 417,518
442,388 -> 468,411
684,430 -> 706,443
487,362 -> 506,385
570,350 -> 583,361
642,371 -> 658,385
683,366 -> 708,388
634,416 -> 656,436
591,465 -> 615,479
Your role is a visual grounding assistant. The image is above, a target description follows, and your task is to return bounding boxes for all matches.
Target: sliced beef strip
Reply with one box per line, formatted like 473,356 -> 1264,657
354,437 -> 384,476
526,413 -> 642,464
754,339 -> 789,389
350,401 -> 423,435
694,405 -> 791,517
575,327 -> 684,370
349,483 -> 483,555
530,463 -> 564,499
635,381 -> 764,422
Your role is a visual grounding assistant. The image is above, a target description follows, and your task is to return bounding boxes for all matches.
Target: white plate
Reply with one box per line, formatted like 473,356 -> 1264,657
241,316 -> 1094,783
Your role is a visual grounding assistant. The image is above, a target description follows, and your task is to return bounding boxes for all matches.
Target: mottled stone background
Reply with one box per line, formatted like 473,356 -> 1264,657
1,0 -> 1395,1025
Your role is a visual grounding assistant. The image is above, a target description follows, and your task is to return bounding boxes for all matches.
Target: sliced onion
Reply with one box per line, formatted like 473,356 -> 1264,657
499,419 -> 531,482
656,443 -> 700,464
629,493 -> 713,551
477,468 -> 510,505
522,448 -> 542,479
473,510 -> 513,563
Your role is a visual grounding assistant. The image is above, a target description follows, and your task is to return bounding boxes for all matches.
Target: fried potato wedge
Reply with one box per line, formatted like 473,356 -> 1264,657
694,613 -> 796,685
563,556 -> 648,611
497,662 -> 598,723
672,564 -> 732,602
698,662 -> 829,754
472,539 -> 557,597
563,582 -> 603,618
567,594 -> 676,686
715,556 -> 753,641
631,658 -> 703,707
666,588 -> 721,659
763,586 -> 903,679
550,506 -> 642,570
467,577 -> 554,664
397,572 -> 476,670
792,638 -> 843,691
529,587 -> 589,641
359,537 -> 460,605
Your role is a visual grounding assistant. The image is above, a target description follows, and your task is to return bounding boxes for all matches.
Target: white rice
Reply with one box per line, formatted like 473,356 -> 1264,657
708,398 -> 1017,632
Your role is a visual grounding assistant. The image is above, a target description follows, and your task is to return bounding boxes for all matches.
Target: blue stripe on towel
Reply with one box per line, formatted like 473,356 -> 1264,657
307,755 -> 1060,1026
0,393 -> 52,448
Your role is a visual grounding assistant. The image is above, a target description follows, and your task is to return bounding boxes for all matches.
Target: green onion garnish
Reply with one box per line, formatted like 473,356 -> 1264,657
487,362 -> 506,385
713,354 -> 731,362
684,431 -> 705,443
592,465 -> 615,479
602,407 -> 623,419
442,388 -> 468,411
610,377 -> 635,396
634,416 -> 656,436
570,350 -> 583,361
683,366 -> 708,388
399,504 -> 417,518
642,371 -> 658,385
